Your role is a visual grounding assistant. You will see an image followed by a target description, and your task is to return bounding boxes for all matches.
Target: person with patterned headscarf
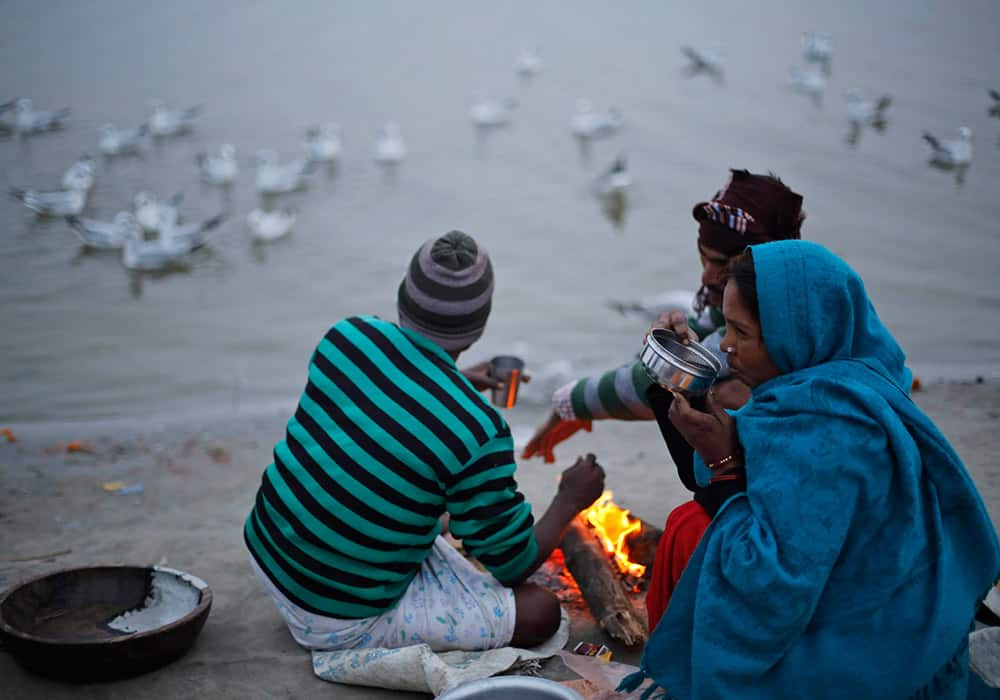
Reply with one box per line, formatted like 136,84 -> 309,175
245,230 -> 605,654
522,170 -> 806,626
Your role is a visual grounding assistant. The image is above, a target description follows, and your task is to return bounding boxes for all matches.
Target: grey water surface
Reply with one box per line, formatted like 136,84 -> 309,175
1,0 -> 998,422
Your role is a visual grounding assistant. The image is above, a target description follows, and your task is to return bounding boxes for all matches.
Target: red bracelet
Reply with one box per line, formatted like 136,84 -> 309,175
710,473 -> 743,484
707,454 -> 737,470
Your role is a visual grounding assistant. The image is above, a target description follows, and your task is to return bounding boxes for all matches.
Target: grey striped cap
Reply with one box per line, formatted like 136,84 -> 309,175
397,230 -> 494,351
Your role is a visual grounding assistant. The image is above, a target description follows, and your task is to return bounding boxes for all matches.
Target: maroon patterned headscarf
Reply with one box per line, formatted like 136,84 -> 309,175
693,169 -> 805,257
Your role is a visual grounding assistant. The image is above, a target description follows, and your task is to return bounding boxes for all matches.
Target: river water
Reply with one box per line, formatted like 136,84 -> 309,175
2,0 -> 998,422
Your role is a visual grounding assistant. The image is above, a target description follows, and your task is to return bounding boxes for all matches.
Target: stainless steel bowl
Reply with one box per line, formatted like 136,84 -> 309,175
639,328 -> 721,396
437,676 -> 584,699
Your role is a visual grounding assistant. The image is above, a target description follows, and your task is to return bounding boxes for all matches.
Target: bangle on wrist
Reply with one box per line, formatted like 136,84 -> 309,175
707,453 -> 738,470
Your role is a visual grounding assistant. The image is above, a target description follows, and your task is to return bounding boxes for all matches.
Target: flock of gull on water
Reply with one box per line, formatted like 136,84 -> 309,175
3,39 -> 997,274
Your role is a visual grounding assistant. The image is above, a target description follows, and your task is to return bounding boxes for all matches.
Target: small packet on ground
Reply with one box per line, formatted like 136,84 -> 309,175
573,641 -> 613,662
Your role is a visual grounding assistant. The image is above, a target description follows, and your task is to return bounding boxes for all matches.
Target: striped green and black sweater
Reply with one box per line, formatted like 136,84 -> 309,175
245,315 -> 538,619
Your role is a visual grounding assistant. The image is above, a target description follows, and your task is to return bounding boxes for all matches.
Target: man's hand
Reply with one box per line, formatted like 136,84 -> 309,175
522,410 -> 592,464
649,310 -> 698,344
460,361 -> 532,393
557,453 -> 606,512
460,361 -> 500,392
667,390 -> 739,466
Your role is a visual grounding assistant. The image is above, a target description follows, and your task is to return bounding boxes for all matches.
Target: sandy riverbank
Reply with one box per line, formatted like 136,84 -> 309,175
2,379 -> 998,699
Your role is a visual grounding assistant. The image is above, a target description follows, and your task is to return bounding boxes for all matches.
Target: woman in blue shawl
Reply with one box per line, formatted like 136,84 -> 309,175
623,240 -> 1000,698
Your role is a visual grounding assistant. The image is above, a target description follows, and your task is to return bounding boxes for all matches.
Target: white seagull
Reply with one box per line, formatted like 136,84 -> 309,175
801,33 -> 833,75
133,191 -> 183,233
570,100 -> 623,140
845,89 -> 891,145
606,289 -> 696,323
593,155 -> 632,197
160,212 -> 226,250
99,122 -> 148,156
61,155 -> 97,192
10,187 -> 87,216
788,67 -> 826,107
470,97 -> 518,128
681,46 -> 724,83
196,144 -> 239,185
13,98 -> 70,134
148,100 -> 202,136
303,124 -> 343,164
247,208 -> 296,243
923,127 -> 973,168
256,150 -> 312,195
374,122 -> 407,166
122,227 -> 194,271
515,48 -> 542,79
66,212 -> 141,250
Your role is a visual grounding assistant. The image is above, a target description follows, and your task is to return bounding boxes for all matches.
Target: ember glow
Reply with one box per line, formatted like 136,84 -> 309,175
581,490 -> 646,578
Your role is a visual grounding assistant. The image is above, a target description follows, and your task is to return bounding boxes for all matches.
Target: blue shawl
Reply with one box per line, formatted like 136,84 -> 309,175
627,240 -> 1000,699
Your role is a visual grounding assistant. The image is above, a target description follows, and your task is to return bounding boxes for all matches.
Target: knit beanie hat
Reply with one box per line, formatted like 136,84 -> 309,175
693,169 -> 805,257
397,230 -> 494,351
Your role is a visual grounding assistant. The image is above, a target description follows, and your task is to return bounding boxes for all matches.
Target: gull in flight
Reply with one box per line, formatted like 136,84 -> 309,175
256,150 -> 312,195
10,186 -> 87,216
570,99 -> 623,140
61,155 -> 97,192
196,144 -> 239,185
160,212 -> 226,250
247,207 -> 296,243
845,89 -> 891,145
13,98 -> 70,134
99,122 -> 148,156
470,97 -> 518,128
374,122 -> 407,166
801,32 -> 833,76
133,191 -> 183,233
923,127 -> 972,184
66,212 -> 141,250
515,48 -> 542,79
148,100 -> 202,137
788,67 -> 825,107
681,46 -> 724,83
0,99 -> 16,133
303,124 -> 343,165
606,289 -> 696,323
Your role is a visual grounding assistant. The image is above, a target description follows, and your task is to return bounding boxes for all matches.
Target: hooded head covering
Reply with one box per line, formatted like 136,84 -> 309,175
751,239 -> 909,390
693,169 -> 805,256
627,240 -> 1000,699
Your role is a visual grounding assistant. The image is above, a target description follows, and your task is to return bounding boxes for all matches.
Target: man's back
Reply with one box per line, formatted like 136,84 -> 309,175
244,315 -> 537,620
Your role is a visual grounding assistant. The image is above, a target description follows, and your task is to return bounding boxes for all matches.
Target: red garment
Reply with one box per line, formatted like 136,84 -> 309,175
646,500 -> 711,632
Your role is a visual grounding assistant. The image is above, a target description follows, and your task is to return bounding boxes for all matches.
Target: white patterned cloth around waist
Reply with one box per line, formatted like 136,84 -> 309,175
250,535 -> 517,652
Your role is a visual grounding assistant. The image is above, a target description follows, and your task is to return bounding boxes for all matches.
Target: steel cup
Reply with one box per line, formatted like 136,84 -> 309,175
489,355 -> 525,408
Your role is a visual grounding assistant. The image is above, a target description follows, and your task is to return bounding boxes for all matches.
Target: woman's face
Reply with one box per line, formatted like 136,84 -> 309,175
719,279 -> 781,388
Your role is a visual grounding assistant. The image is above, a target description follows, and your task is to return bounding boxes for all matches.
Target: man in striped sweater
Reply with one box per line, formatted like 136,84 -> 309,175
522,170 -> 806,629
245,230 -> 605,653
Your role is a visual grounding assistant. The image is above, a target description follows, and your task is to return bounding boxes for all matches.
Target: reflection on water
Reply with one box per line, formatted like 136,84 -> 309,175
601,190 -> 628,231
1,1 -> 999,421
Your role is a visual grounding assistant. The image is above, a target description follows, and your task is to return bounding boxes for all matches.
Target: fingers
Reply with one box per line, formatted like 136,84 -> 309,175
705,390 -> 735,428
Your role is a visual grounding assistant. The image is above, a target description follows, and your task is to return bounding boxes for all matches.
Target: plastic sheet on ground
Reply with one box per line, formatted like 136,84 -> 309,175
312,608 -> 570,697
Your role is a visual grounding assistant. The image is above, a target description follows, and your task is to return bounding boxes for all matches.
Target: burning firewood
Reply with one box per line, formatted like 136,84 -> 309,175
560,514 -> 648,646
624,519 -> 663,571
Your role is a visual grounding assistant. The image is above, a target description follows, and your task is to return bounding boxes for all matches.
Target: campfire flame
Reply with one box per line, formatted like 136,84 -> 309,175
581,490 -> 646,579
